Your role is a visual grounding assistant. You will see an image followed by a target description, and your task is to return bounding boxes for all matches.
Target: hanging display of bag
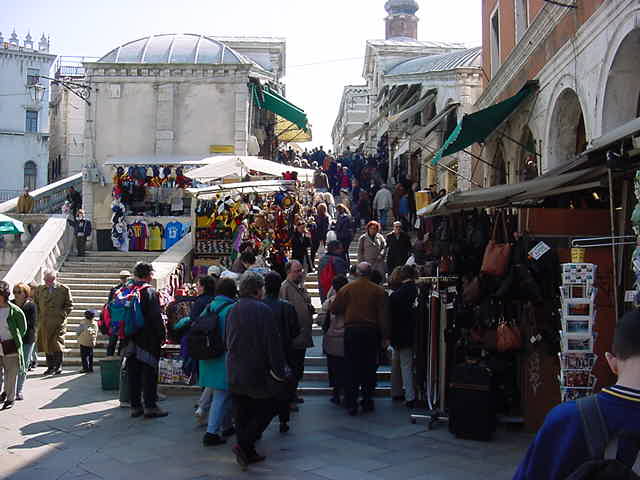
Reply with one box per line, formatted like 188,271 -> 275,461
496,320 -> 522,352
480,212 -> 512,277
462,276 -> 482,305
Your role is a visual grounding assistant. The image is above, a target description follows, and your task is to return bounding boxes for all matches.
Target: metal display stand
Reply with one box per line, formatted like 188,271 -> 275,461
410,274 -> 458,430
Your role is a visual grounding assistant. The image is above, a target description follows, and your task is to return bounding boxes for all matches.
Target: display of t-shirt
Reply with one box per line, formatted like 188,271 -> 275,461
128,221 -> 149,251
164,221 -> 184,249
148,223 -> 164,251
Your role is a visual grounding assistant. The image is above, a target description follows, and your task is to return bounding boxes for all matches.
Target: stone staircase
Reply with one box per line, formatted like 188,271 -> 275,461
53,244 -> 391,396
55,251 -> 158,365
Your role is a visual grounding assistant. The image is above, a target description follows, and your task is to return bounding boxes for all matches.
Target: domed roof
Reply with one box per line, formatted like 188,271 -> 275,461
97,34 -> 250,65
386,47 -> 481,75
385,0 -> 419,15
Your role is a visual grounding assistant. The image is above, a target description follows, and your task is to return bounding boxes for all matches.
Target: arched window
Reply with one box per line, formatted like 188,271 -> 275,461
24,161 -> 37,191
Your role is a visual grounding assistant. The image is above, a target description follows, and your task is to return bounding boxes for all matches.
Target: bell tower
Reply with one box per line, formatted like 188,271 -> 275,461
385,0 -> 419,40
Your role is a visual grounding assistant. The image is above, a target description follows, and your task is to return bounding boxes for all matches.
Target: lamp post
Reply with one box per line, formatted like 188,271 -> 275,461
29,83 -> 46,104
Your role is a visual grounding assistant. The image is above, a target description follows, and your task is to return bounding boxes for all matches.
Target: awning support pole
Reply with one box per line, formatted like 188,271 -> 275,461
496,130 -> 542,157
413,138 -> 483,188
608,166 -> 620,322
462,149 -> 497,170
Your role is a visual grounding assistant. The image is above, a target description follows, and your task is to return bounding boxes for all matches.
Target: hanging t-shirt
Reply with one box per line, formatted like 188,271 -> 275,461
164,221 -> 183,249
170,190 -> 184,214
148,223 -> 164,251
129,221 -> 149,251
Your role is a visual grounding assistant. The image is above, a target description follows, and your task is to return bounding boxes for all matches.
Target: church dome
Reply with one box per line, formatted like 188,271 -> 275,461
385,0 -> 419,15
97,33 -> 250,65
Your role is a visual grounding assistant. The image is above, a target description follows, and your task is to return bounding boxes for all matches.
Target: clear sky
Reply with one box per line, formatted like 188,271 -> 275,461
2,0 -> 481,150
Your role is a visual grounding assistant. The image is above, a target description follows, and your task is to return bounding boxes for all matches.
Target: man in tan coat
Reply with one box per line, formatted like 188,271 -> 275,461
279,260 -> 314,404
36,270 -> 73,375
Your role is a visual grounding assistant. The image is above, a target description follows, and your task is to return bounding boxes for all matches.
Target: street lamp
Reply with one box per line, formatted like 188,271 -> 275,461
29,83 -> 46,104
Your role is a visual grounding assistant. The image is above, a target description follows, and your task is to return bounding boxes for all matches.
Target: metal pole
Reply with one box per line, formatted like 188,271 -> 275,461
608,168 -> 619,321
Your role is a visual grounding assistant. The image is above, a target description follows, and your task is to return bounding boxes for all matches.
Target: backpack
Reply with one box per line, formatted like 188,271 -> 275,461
566,396 -> 640,479
187,301 -> 234,361
98,304 -> 110,335
319,257 -> 336,299
108,283 -> 151,339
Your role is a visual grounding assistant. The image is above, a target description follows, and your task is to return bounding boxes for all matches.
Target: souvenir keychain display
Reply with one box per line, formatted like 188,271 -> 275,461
558,263 -> 598,402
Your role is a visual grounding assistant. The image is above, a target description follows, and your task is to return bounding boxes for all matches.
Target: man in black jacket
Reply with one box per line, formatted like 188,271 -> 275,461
263,271 -> 300,433
386,221 -> 412,273
125,262 -> 168,419
226,271 -> 286,470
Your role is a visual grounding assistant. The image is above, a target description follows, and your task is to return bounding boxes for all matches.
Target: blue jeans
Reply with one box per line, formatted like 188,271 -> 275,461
378,209 -> 389,229
207,389 -> 233,435
17,342 -> 35,395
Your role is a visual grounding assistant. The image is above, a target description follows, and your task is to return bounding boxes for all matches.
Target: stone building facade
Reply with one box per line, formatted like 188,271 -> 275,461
332,85 -> 371,155
0,30 -> 55,197
80,33 -> 283,232
474,0 -> 634,187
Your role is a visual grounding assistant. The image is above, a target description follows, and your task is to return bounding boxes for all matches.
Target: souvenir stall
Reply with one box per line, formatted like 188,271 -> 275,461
108,162 -> 196,252
412,164 -> 617,434
188,179 -> 302,279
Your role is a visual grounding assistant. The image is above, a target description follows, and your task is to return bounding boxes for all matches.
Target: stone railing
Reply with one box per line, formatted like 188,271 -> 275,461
3,216 -> 75,287
151,232 -> 193,291
0,173 -> 82,215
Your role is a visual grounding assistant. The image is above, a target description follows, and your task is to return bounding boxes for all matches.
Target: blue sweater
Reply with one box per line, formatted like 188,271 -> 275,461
513,385 -> 640,479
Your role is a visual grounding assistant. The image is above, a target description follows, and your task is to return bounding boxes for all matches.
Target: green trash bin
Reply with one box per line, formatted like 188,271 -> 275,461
101,357 -> 121,391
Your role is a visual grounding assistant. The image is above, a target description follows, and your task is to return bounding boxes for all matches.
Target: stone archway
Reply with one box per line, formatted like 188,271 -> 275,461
602,27 -> 640,134
491,141 -> 507,186
547,88 -> 585,170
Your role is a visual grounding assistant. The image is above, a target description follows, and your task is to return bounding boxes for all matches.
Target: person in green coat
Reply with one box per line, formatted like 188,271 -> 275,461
199,278 -> 237,447
0,280 -> 27,410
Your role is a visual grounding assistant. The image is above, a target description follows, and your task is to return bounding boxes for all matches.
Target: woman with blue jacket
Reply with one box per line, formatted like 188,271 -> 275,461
199,278 -> 237,447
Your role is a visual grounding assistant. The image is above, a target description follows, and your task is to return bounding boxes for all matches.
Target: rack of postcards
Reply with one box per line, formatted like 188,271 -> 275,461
558,263 -> 598,402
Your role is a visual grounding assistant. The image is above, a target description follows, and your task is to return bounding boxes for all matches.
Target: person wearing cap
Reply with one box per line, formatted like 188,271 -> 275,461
78,310 -> 98,373
106,270 -> 131,357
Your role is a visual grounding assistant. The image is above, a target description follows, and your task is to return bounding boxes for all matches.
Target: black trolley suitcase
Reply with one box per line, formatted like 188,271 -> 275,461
448,362 -> 496,441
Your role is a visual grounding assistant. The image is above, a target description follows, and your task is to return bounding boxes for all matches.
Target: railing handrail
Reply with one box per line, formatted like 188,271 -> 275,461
3,216 -> 74,287
0,173 -> 82,214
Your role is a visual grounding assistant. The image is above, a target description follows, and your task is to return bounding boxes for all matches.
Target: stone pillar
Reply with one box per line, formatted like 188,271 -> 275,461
155,84 -> 175,155
234,90 -> 249,156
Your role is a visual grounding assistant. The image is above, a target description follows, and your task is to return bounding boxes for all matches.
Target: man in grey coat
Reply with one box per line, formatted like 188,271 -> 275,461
279,260 -> 314,404
226,271 -> 286,470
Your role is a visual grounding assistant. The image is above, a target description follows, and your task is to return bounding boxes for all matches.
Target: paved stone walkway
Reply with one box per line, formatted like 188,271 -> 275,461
1,368 -> 531,480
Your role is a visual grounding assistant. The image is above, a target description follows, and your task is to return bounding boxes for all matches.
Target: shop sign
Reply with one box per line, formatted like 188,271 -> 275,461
209,145 -> 235,154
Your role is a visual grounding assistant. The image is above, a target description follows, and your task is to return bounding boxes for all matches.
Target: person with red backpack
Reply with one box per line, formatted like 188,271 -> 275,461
514,310 -> 640,479
317,241 -> 349,303
122,262 -> 167,419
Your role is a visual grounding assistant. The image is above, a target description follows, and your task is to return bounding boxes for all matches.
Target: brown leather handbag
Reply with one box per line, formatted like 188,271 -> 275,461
462,276 -> 481,305
480,212 -> 512,277
496,321 -> 522,352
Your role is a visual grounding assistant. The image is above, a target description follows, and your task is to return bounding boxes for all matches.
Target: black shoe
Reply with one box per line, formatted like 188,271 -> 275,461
279,422 -> 290,434
79,369 -> 89,373
405,400 -> 415,409
233,445 -> 250,470
202,433 -> 226,446
143,407 -> 169,419
2,401 -> 14,410
347,407 -> 358,416
222,427 -> 235,437
43,368 -> 53,376
248,450 -> 266,464
294,396 -> 304,404
0,392 -> 6,402
52,368 -> 63,375
392,395 -> 405,402
131,407 -> 144,418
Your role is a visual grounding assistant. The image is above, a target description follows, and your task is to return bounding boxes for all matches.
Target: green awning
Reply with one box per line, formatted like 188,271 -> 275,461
432,81 -> 538,165
251,84 -> 309,131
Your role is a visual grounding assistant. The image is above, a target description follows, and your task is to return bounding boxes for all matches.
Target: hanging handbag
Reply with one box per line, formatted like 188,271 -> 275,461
496,320 -> 522,352
480,212 -> 512,277
462,276 -> 482,305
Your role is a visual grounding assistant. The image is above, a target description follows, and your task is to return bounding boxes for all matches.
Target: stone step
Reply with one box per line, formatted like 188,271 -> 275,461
73,251 -> 158,258
64,284 -> 114,291
60,265 -> 131,273
157,382 -> 391,396
58,272 -> 125,280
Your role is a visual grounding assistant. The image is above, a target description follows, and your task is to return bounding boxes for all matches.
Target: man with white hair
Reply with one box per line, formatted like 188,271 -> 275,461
330,262 -> 389,415
35,270 -> 73,375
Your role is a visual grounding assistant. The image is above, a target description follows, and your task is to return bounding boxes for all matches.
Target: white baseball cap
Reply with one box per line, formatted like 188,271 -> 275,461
119,270 -> 131,277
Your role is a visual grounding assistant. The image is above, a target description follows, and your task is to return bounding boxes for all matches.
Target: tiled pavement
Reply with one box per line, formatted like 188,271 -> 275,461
0,368 -> 531,480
